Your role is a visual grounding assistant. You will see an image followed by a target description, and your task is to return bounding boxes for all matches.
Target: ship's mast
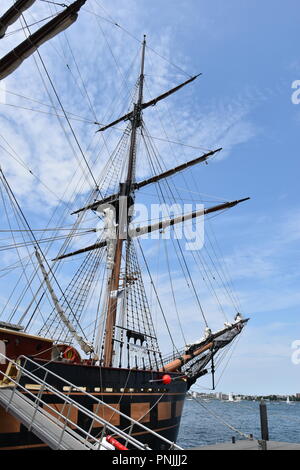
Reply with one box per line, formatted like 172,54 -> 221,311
43,35 -> 249,369
102,36 -> 147,367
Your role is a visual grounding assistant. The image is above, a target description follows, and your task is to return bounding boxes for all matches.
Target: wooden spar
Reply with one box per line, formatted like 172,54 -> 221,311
160,342 -> 214,372
52,239 -> 106,262
130,198 -> 250,238
53,198 -> 250,262
0,0 -> 86,80
134,148 -> 222,189
96,74 -> 201,133
71,148 -> 222,215
140,74 -> 201,111
102,36 -> 147,368
0,0 -> 36,39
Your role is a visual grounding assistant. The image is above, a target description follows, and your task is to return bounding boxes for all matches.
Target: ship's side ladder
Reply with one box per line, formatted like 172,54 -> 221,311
0,353 -> 183,450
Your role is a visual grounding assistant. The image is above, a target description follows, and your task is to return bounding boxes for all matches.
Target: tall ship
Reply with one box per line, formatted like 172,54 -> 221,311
0,1 -> 249,450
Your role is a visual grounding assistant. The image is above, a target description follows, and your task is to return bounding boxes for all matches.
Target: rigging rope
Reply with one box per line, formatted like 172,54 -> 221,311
159,97 -> 242,315
141,66 -> 242,317
163,238 -> 187,345
2,14 -> 59,38
19,14 -> 99,190
90,0 -> 192,79
141,123 -> 209,328
188,393 -> 253,441
0,230 -> 95,252
39,1 -> 69,7
0,168 -> 87,338
137,238 -> 181,356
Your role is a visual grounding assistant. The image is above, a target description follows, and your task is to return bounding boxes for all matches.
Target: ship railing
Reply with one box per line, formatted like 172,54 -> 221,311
0,353 -> 183,450
145,348 -> 186,371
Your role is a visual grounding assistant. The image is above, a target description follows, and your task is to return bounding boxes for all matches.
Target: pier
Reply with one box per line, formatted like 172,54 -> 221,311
190,399 -> 300,450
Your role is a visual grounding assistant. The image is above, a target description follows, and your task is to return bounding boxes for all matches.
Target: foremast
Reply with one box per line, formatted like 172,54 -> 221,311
102,36 -> 147,367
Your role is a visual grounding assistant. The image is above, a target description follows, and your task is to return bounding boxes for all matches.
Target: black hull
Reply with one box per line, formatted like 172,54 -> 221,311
0,359 -> 187,450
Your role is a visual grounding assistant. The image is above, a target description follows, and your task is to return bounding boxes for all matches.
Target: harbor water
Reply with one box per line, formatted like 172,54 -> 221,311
177,399 -> 300,448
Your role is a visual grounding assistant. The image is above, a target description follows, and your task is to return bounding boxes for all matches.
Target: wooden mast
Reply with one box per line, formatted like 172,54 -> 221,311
102,36 -> 146,367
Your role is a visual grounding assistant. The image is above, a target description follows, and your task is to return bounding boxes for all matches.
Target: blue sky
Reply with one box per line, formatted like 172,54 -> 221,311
0,0 -> 299,396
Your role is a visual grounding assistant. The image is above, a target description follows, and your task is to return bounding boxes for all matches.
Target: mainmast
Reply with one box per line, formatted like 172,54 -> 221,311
102,36 -> 147,367
45,34 -> 249,369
